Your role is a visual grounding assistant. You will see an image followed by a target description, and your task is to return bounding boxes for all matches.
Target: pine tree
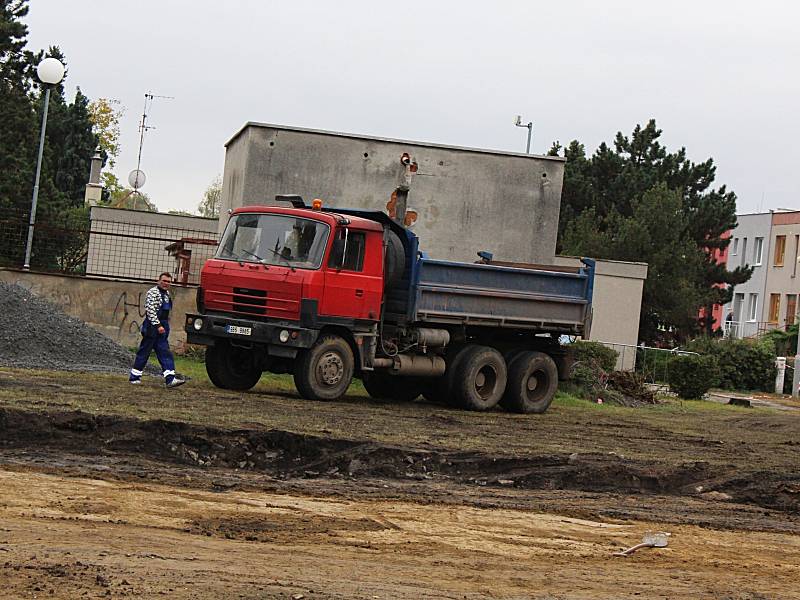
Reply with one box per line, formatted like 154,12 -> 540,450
554,120 -> 752,343
0,0 -> 36,213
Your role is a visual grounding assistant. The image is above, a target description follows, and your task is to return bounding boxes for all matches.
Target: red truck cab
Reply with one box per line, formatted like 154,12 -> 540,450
200,205 -> 385,323
186,205 -> 389,397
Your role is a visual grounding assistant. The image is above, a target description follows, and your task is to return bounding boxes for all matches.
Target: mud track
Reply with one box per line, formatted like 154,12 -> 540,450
1,406 -> 799,530
2,370 -> 800,598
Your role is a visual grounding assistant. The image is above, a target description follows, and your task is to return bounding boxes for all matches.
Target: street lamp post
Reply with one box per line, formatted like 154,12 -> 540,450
23,57 -> 65,270
514,115 -> 533,154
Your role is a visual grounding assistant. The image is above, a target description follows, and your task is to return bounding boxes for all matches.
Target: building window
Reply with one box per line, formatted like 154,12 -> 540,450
740,238 -> 748,267
753,237 -> 764,265
769,294 -> 781,323
774,235 -> 786,266
732,238 -> 739,255
747,293 -> 758,322
787,295 -> 797,326
793,235 -> 799,278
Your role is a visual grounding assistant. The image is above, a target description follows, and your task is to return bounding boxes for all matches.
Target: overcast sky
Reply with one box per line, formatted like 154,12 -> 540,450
26,0 -> 799,215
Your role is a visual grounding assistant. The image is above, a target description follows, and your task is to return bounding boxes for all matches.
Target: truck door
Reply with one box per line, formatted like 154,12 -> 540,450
321,228 -> 382,321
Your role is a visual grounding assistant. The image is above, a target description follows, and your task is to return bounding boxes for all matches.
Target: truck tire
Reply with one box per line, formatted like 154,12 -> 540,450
362,372 -> 422,402
452,346 -> 507,411
205,343 -> 262,391
501,351 -> 558,414
432,345 -> 470,405
384,230 -> 406,288
293,335 -> 354,401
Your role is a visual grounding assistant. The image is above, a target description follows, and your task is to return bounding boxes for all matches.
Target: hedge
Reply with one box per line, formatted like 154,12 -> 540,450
685,337 -> 776,392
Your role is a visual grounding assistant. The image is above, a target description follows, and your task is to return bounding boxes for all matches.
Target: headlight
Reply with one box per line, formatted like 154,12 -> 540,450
193,318 -> 203,331
279,329 -> 290,343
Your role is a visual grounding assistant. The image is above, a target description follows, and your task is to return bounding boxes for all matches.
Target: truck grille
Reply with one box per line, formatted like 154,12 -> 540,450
232,287 -> 267,315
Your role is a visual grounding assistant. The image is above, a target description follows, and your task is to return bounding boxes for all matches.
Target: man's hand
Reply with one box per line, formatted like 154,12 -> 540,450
157,326 -> 165,335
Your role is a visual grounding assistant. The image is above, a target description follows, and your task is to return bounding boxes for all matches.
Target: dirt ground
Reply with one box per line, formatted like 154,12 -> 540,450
1,368 -> 799,599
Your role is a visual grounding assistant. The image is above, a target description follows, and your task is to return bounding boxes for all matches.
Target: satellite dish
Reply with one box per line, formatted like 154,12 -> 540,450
128,169 -> 146,190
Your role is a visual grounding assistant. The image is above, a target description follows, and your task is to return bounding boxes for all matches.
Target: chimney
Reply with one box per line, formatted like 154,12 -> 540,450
84,147 -> 104,206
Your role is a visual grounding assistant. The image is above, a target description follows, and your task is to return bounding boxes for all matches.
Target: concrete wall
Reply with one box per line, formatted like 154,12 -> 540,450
87,207 -> 219,284
0,269 -> 196,351
762,212 -> 800,329
721,212 -> 773,338
221,123 -> 565,265
554,257 -> 648,370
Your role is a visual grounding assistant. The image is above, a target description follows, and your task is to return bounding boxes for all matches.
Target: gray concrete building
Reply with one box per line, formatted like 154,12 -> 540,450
219,122 -> 650,362
555,257 -> 648,370
221,122 -> 565,265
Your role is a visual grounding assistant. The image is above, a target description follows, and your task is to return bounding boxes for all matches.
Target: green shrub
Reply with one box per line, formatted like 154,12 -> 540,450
685,337 -> 776,392
668,354 -> 720,399
562,341 -> 618,400
763,324 -> 798,358
570,341 -> 618,372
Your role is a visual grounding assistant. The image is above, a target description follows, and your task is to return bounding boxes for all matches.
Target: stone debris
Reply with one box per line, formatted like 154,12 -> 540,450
0,282 -> 151,374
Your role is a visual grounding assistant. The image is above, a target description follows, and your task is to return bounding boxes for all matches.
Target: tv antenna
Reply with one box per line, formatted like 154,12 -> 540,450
134,91 -> 174,179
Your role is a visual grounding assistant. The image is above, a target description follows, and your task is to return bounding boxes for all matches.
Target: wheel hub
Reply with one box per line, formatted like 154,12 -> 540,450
474,366 -> 497,399
318,351 -> 344,385
526,375 -> 539,392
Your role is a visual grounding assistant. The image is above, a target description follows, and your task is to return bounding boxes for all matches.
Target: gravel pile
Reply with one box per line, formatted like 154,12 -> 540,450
0,282 -> 149,374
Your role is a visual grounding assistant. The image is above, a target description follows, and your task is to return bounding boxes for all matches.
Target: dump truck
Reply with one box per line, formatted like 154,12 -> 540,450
185,182 -> 594,414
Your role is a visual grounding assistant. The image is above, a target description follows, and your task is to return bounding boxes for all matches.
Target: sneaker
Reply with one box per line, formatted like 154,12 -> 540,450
129,379 -> 142,385
166,377 -> 186,388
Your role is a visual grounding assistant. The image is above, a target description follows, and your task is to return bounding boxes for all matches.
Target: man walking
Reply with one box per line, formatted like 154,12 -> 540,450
129,272 -> 186,388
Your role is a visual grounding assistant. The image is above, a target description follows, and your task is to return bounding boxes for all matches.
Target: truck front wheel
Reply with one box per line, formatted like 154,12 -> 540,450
293,335 -> 354,401
453,346 -> 507,411
205,342 -> 262,391
501,351 -> 558,414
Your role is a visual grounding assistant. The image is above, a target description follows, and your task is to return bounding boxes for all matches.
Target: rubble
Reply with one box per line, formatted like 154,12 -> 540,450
0,282 -> 151,374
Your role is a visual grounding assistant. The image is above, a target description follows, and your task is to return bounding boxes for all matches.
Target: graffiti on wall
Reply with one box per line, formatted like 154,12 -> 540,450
112,291 -> 146,338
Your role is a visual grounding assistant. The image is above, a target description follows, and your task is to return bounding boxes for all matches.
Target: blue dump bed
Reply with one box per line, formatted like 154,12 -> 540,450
409,257 -> 595,336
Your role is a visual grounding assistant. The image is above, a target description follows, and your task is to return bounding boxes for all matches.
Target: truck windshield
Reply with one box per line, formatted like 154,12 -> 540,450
216,213 -> 330,269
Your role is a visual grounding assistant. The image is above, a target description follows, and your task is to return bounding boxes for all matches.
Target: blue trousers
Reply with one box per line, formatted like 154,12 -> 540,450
131,324 -> 175,380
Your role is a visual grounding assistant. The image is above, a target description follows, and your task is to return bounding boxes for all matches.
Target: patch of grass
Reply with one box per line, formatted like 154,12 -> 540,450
1,365 -> 798,470
147,352 -> 368,396
553,389 -> 771,417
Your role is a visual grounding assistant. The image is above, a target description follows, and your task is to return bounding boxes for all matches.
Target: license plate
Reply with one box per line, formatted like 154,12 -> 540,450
226,325 -> 252,336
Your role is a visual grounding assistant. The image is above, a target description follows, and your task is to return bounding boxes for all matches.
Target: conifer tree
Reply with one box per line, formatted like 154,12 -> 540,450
552,120 -> 752,343
0,0 -> 36,214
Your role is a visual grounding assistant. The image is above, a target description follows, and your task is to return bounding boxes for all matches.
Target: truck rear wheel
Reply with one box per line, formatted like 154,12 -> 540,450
452,346 -> 507,411
205,343 -> 262,391
362,372 -> 422,402
501,351 -> 558,414
293,335 -> 354,401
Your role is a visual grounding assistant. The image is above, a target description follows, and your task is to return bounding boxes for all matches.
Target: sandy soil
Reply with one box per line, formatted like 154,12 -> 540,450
1,369 -> 799,598
2,469 -> 799,599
